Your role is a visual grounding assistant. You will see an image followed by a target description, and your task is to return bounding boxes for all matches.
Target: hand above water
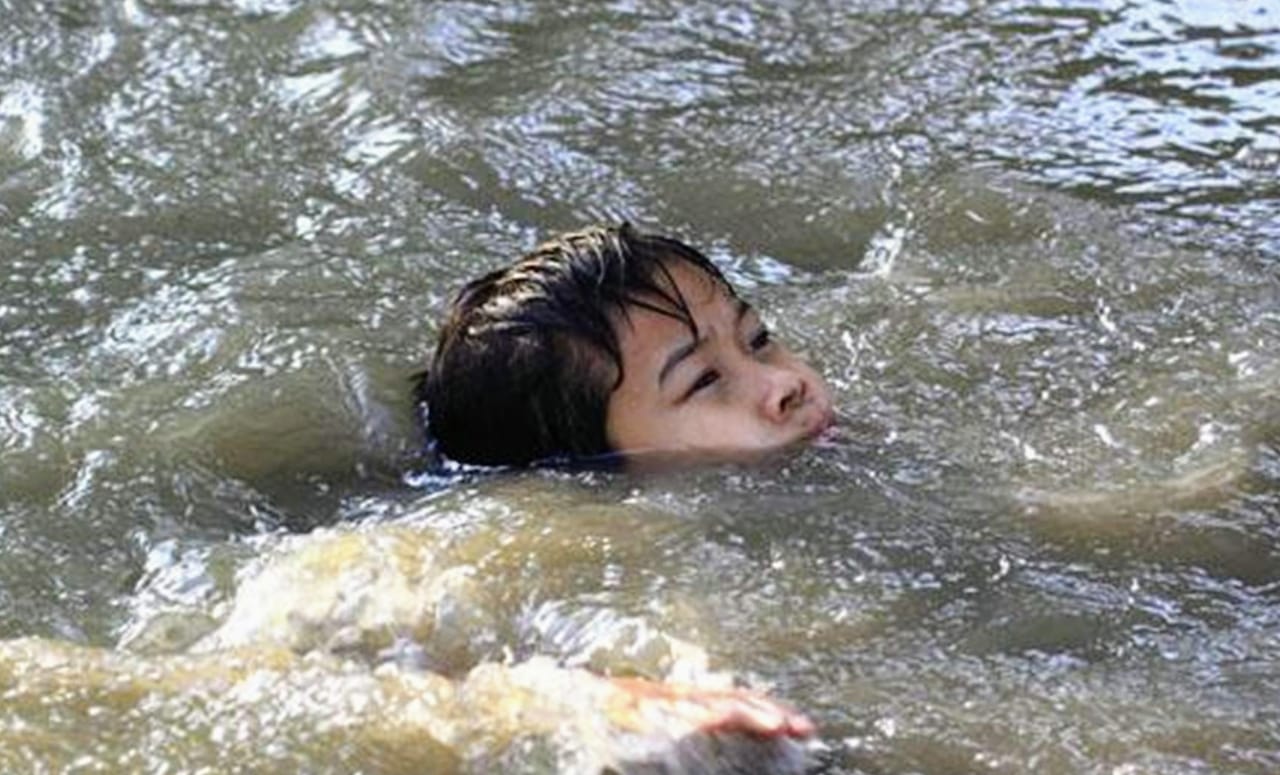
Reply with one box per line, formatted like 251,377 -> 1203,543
605,676 -> 817,740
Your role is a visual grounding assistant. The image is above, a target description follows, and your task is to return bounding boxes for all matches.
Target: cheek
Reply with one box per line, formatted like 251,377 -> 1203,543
603,393 -> 634,449
604,390 -> 667,450
677,403 -> 776,447
607,398 -> 752,450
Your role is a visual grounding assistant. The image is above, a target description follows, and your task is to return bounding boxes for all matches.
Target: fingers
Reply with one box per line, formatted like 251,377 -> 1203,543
605,677 -> 817,740
701,692 -> 816,739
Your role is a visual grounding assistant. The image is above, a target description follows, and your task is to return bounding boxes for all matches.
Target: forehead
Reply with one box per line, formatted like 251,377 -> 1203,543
614,260 -> 737,361
648,258 -> 731,314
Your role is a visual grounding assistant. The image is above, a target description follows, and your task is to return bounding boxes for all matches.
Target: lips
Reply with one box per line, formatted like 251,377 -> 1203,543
801,402 -> 837,443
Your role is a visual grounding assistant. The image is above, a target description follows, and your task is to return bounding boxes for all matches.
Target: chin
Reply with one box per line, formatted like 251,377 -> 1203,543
617,417 -> 839,471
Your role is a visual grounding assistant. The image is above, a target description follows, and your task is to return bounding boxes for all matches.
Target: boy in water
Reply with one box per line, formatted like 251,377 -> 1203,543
417,222 -> 836,468
409,224 -> 834,756
0,226 -> 831,774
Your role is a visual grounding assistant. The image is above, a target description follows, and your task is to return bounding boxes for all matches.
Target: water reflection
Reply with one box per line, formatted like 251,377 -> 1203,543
970,0 -> 1280,249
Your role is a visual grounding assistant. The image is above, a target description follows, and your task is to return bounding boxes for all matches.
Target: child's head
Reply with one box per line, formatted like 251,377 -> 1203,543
417,224 -> 833,468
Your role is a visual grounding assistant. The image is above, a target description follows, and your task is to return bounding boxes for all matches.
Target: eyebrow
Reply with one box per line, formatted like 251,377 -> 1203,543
656,299 -> 753,388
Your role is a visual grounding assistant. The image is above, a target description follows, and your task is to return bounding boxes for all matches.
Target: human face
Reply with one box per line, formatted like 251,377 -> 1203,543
605,261 -> 835,468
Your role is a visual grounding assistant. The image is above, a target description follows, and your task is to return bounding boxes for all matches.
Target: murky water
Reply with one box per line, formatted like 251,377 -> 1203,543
2,0 -> 1278,772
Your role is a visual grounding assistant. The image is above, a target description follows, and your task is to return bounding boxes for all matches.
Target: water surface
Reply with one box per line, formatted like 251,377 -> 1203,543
1,0 -> 1278,772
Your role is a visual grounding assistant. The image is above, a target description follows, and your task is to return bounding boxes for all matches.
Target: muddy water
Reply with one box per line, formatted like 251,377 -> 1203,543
2,0 -> 1279,772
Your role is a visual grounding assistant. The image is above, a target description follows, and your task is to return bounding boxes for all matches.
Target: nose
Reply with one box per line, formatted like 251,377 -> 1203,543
759,364 -> 807,423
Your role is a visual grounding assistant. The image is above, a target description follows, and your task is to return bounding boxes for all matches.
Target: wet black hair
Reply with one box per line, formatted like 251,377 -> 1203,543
414,223 -> 733,467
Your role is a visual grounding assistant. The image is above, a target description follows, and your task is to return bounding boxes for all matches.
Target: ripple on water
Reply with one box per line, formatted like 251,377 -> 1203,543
967,0 -> 1280,252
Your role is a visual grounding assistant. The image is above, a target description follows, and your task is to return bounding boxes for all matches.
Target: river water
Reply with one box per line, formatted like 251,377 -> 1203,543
1,0 -> 1278,772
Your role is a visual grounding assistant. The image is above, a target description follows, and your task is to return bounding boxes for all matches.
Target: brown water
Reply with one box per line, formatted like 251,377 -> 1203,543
1,0 -> 1279,772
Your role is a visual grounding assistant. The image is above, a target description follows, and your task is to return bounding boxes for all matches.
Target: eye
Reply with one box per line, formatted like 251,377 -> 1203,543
750,327 -> 771,352
686,369 -> 720,397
